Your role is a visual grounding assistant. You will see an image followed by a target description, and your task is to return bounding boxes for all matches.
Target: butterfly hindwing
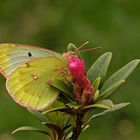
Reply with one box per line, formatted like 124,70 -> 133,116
0,43 -> 61,78
6,56 -> 67,110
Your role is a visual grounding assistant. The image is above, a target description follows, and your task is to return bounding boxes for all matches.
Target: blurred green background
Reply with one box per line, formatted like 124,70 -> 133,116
0,0 -> 140,140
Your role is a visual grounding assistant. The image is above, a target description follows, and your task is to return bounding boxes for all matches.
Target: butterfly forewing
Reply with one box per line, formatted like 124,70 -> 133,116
0,43 -> 61,78
6,56 -> 68,110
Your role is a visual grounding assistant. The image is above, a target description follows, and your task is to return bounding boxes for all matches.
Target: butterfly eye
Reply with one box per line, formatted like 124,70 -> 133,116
28,52 -> 32,57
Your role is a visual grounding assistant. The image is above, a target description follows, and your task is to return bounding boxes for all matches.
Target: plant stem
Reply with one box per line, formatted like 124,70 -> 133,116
70,112 -> 84,140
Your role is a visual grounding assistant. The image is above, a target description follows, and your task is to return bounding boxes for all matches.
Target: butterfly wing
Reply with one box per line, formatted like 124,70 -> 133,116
6,56 -> 67,110
0,43 -> 61,78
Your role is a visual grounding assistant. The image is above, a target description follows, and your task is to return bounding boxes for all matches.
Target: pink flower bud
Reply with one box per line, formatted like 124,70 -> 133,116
68,57 -> 85,81
66,55 -> 94,104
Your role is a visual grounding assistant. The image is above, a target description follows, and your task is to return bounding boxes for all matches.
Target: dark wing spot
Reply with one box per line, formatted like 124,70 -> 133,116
28,52 -> 32,57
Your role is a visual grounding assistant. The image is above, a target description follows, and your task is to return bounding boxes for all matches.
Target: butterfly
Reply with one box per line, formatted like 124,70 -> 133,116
0,43 -> 69,110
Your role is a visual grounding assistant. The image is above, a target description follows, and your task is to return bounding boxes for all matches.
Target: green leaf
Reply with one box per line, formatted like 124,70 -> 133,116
67,43 -> 78,52
93,90 -> 100,101
42,122 -> 61,134
84,99 -> 114,110
97,99 -> 114,108
67,43 -> 82,58
100,59 -> 140,93
42,101 -> 71,127
42,100 -> 76,115
28,109 -> 48,122
111,102 -> 130,110
92,77 -> 101,92
66,102 -> 81,110
87,102 -> 130,122
87,52 -> 112,84
51,80 -> 72,100
99,80 -> 125,100
12,126 -> 49,136
82,124 -> 90,132
65,132 -> 73,140
43,106 -> 70,114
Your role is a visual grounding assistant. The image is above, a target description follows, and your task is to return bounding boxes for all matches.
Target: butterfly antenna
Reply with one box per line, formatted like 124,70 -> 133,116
78,47 -> 101,53
73,41 -> 90,54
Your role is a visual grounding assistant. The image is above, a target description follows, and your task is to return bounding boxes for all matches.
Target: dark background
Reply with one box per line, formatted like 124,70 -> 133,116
0,1 -> 140,140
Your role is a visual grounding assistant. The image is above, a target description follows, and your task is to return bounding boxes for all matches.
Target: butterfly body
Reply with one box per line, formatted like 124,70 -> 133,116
0,43 -> 69,110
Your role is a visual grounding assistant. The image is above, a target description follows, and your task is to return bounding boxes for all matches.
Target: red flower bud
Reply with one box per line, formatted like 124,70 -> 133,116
81,76 -> 93,104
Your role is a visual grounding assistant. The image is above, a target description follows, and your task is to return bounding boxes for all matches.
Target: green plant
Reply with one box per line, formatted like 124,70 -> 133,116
1,43 -> 140,140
